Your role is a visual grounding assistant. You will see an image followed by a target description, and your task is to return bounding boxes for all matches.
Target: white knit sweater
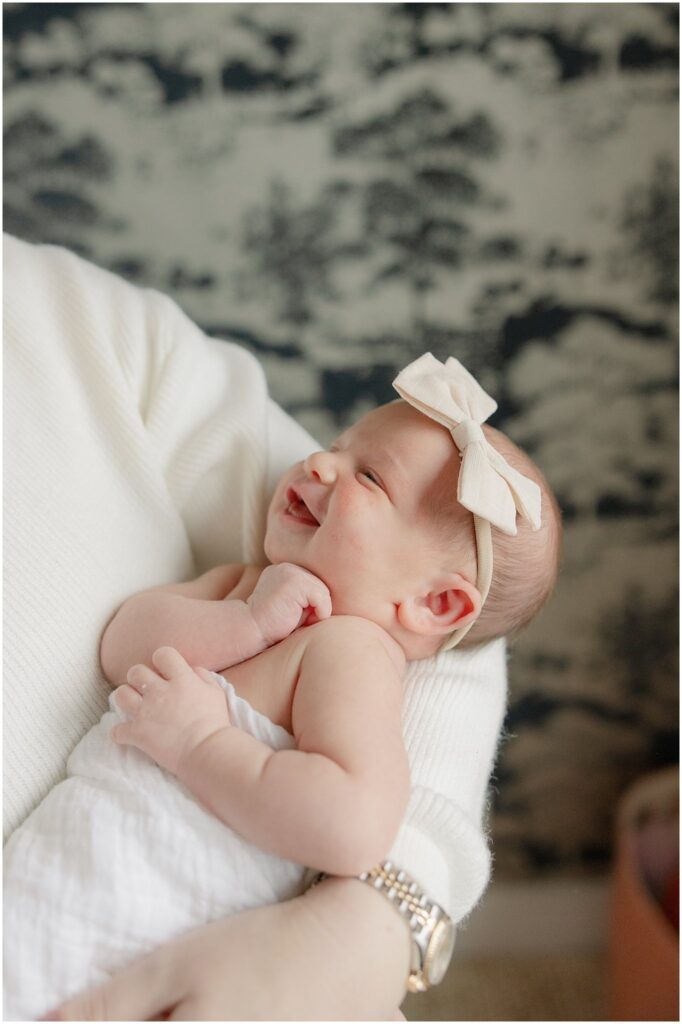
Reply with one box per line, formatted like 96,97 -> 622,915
3,233 -> 507,923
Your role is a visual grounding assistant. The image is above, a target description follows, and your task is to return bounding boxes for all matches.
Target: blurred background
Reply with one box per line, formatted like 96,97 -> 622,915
4,3 -> 679,1019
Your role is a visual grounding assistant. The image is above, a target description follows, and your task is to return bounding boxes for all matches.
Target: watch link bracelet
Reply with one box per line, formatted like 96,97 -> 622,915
314,862 -> 456,993
359,862 -> 456,992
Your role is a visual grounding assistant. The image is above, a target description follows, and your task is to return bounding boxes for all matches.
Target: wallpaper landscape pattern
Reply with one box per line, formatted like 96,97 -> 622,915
4,2 -> 678,879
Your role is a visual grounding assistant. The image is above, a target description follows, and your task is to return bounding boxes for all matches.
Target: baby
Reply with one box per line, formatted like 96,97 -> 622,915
3,354 -> 561,1019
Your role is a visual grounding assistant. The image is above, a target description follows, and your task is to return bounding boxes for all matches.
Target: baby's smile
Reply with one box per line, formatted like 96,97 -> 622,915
283,485 -> 320,527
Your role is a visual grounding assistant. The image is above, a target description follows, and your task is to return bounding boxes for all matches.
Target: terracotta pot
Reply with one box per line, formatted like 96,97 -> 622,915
606,767 -> 679,1021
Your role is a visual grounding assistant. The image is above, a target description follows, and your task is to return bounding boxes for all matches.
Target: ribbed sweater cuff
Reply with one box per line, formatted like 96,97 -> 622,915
389,785 -> 492,923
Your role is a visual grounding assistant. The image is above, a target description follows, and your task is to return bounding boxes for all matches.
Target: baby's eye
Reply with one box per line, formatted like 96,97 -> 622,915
360,469 -> 381,486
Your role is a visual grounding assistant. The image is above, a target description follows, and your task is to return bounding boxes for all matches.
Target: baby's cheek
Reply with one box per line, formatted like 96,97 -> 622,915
327,522 -> 364,558
332,497 -> 368,549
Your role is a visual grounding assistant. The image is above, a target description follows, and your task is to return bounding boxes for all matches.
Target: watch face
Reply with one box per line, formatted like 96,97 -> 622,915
424,919 -> 456,986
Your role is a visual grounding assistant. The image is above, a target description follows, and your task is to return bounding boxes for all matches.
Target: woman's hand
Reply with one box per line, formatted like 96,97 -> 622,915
113,646 -> 230,776
48,878 -> 411,1021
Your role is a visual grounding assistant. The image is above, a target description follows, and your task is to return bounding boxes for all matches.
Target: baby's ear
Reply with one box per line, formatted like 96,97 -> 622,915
397,573 -> 482,638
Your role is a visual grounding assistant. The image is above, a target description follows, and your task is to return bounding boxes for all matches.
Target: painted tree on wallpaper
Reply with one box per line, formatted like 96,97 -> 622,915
335,90 -> 502,350
241,180 -> 345,328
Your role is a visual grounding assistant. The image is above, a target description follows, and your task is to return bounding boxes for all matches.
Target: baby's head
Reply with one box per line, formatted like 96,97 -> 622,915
426,417 -> 562,650
265,393 -> 561,660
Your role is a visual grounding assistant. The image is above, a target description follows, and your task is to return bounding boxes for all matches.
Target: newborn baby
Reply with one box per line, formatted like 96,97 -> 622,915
4,355 -> 561,1019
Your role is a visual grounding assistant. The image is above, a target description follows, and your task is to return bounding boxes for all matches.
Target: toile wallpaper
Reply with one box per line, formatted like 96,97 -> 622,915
3,2 -> 678,880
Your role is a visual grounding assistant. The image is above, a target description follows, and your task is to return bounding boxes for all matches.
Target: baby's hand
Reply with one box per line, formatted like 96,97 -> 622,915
246,563 -> 332,647
112,647 -> 230,776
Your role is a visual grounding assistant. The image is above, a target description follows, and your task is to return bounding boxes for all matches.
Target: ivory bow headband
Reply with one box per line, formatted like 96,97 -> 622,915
393,352 -> 542,650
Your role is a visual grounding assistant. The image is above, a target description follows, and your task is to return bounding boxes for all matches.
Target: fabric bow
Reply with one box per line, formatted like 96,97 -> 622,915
393,353 -> 542,536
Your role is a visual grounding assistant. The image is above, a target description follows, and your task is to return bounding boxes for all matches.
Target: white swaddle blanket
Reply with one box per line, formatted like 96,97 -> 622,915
4,678 -> 308,1022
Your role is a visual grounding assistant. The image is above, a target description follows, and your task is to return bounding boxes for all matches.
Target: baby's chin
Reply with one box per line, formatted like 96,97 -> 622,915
262,525 -> 293,566
262,531 -> 277,564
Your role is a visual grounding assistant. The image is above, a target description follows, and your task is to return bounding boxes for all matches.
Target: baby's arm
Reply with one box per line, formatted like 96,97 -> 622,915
100,563 -> 331,685
115,617 -> 410,875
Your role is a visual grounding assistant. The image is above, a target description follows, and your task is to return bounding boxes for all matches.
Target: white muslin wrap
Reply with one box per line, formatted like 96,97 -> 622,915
3,679 -> 308,1022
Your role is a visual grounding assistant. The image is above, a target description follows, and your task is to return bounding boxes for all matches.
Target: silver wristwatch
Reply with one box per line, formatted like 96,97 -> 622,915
358,861 -> 456,992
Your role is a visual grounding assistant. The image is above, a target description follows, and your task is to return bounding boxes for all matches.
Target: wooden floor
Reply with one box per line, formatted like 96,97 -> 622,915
402,952 -> 606,1022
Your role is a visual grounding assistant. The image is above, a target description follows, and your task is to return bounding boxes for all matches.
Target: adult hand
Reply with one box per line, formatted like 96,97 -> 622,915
48,878 -> 411,1021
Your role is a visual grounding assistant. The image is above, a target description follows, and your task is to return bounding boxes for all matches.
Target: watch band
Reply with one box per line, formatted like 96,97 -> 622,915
311,862 -> 455,991
358,862 -> 455,992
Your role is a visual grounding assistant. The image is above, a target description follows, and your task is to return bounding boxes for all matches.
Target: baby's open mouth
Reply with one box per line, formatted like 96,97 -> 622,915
285,487 -> 320,526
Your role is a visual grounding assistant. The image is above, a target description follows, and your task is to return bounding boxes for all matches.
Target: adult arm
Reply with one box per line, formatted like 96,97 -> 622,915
51,877 -> 411,1022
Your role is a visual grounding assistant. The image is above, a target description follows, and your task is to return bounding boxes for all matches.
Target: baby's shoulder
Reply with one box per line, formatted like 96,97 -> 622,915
301,615 -> 405,674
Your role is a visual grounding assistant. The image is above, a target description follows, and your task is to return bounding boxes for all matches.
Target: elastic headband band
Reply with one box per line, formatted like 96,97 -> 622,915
392,353 -> 542,650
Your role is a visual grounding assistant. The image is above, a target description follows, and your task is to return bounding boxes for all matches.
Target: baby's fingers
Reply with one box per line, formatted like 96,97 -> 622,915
152,646 -> 191,678
310,581 -> 332,620
115,683 -> 143,715
194,666 -> 220,687
111,719 -> 133,746
300,584 -> 333,627
126,663 -> 161,695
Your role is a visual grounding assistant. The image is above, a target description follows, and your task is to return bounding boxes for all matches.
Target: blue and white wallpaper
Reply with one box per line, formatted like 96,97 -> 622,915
4,2 -> 678,879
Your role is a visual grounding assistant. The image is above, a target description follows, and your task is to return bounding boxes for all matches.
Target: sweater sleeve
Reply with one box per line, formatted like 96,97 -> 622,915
390,641 -> 507,922
3,234 -> 280,835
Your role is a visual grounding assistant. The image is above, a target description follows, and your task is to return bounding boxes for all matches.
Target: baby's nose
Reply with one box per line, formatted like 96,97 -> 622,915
304,451 -> 337,485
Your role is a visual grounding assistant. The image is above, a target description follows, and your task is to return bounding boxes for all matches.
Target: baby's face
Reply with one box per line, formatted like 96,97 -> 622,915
264,401 -> 469,623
